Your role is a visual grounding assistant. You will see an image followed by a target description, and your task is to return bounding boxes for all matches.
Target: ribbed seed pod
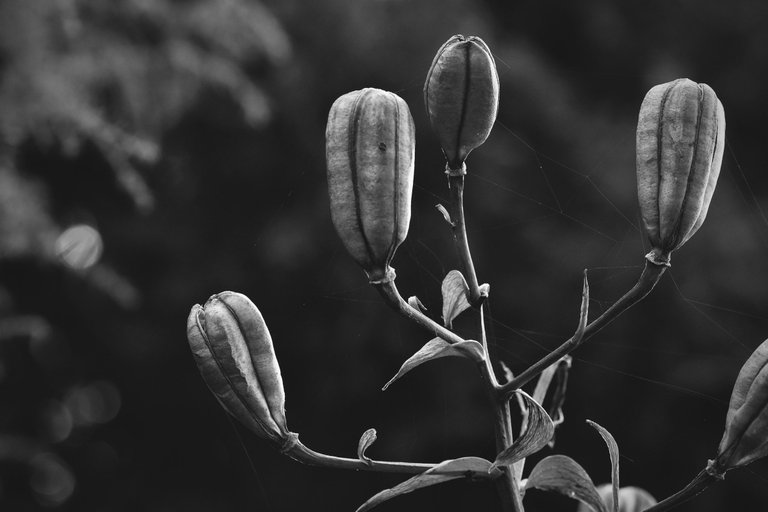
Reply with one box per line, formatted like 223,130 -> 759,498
326,88 -> 415,283
424,34 -> 499,173
186,291 -> 289,445
715,338 -> 768,471
636,78 -> 725,266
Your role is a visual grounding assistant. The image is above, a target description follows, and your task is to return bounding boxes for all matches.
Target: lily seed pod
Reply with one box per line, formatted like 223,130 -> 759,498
714,338 -> 768,472
424,34 -> 499,174
326,88 -> 415,284
186,291 -> 290,445
636,78 -> 725,266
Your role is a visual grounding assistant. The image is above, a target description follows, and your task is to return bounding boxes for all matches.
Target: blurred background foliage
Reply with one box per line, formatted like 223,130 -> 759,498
0,0 -> 767,510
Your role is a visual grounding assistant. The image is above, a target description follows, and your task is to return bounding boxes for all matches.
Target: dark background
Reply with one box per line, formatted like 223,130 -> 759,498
1,0 -> 768,510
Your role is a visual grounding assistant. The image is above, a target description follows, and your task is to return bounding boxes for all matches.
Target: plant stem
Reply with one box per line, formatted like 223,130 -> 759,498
448,171 -> 521,511
643,467 -> 720,511
448,174 -> 482,304
497,260 -> 666,402
492,399 -> 526,512
284,436 -> 494,478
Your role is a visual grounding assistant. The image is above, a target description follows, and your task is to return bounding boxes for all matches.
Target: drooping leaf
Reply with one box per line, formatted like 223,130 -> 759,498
356,457 -> 496,512
529,357 -> 573,449
587,420 -> 620,512
532,361 -> 558,407
357,428 -> 377,464
441,270 -> 472,328
526,455 -> 607,512
407,295 -> 427,313
548,357 -> 572,428
382,338 -> 485,391
490,390 -> 554,471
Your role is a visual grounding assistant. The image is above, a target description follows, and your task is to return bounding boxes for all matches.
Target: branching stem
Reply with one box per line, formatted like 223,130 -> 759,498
497,260 -> 666,402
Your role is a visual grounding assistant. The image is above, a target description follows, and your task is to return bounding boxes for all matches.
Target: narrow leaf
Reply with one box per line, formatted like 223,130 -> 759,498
356,457 -> 496,512
587,420 -> 620,512
382,338 -> 485,391
490,390 -> 555,471
441,270 -> 471,328
526,454 -> 607,512
435,203 -> 454,226
408,295 -> 427,313
357,428 -> 377,464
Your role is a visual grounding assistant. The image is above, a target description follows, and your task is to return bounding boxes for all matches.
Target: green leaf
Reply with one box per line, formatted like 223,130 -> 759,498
587,420 -> 620,512
356,457 -> 496,512
490,390 -> 554,471
357,428 -> 377,464
382,337 -> 485,391
441,270 -> 471,328
526,455 -> 607,512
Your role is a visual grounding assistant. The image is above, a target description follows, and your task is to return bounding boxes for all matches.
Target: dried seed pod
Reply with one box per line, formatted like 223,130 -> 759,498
326,88 -> 415,283
714,338 -> 768,471
636,78 -> 725,266
424,34 -> 499,173
186,291 -> 289,445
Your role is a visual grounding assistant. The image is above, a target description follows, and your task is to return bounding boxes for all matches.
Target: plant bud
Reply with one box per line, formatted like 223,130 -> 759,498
186,291 -> 289,445
636,78 -> 725,266
714,338 -> 768,471
326,88 -> 415,283
424,35 -> 499,173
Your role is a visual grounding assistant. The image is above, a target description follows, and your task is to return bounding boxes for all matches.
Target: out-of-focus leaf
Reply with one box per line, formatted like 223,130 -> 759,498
441,270 -> 471,328
408,296 -> 427,313
490,390 -> 554,471
356,457 -> 496,512
577,485 -> 657,512
382,338 -> 485,391
357,428 -> 377,464
526,455 -> 606,512
587,420 -> 620,512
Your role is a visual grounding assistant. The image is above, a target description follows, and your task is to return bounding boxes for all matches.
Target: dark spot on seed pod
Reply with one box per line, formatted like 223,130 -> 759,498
378,142 -> 387,151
